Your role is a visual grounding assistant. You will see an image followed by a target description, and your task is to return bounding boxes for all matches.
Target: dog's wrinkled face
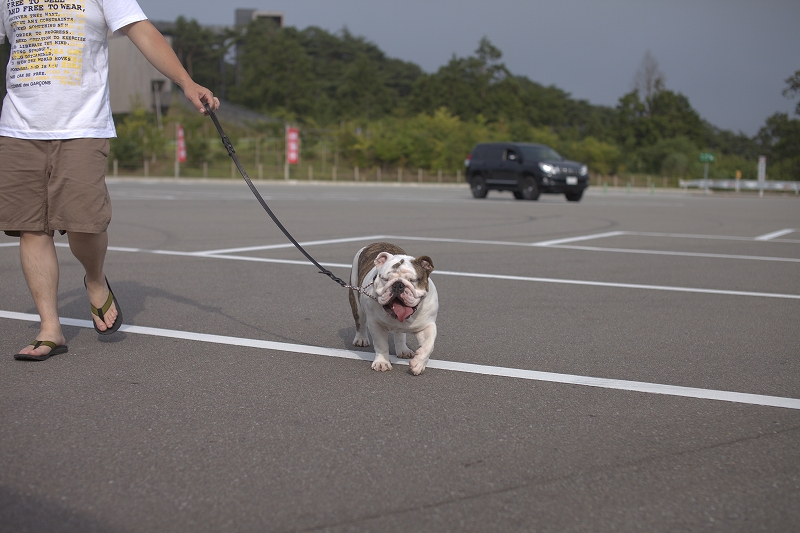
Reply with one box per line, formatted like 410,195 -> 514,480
372,252 -> 434,322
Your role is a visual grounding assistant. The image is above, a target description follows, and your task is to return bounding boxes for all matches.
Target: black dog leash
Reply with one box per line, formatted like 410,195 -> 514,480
204,103 -> 350,288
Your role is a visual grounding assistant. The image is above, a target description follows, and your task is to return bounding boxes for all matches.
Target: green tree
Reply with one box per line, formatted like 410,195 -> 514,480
562,136 -> 621,176
757,113 -> 800,180
617,89 -> 704,151
408,37 -> 511,121
335,54 -> 394,120
229,20 -> 316,118
295,26 -> 421,123
170,16 -> 229,96
782,70 -> 800,116
110,107 -> 166,168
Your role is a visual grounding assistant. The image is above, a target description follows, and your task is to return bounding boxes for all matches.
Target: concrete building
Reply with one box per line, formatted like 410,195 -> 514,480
107,9 -> 283,119
108,33 -> 173,119
235,9 -> 284,27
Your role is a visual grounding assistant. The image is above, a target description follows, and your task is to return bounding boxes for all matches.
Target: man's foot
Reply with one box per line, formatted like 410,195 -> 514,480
16,336 -> 68,360
84,276 -> 120,333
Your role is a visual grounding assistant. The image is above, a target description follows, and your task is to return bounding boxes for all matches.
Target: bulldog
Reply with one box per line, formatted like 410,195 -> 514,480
349,242 -> 438,375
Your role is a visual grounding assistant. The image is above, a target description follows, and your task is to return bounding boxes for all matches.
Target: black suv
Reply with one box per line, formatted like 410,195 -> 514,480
465,142 -> 589,201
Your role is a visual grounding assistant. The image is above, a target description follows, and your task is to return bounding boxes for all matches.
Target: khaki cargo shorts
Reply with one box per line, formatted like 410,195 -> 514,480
0,137 -> 112,237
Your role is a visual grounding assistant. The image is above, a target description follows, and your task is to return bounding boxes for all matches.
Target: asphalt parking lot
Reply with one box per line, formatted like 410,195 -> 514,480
1,179 -> 799,532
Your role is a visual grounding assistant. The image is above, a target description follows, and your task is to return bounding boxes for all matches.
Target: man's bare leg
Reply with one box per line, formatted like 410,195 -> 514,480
17,231 -> 66,356
68,231 -> 117,332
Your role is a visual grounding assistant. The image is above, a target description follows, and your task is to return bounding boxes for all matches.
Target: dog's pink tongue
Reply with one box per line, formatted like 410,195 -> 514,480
392,300 -> 414,322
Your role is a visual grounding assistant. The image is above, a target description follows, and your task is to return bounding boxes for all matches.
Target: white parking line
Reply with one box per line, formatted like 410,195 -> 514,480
755,229 -> 795,241
196,235 -> 385,256
436,270 -> 800,300
531,231 -> 626,247
549,245 -> 800,263
2,309 -> 798,411
22,241 -> 800,300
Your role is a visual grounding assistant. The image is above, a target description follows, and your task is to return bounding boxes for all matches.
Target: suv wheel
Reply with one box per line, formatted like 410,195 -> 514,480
520,177 -> 540,200
470,175 -> 488,198
565,190 -> 583,202
513,191 -> 524,200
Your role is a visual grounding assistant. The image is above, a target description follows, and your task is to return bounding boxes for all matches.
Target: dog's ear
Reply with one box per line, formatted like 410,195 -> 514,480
375,252 -> 393,268
414,256 -> 434,273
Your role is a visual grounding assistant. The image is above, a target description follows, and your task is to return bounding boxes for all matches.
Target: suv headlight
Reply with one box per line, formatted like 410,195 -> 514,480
538,163 -> 560,175
580,165 -> 588,176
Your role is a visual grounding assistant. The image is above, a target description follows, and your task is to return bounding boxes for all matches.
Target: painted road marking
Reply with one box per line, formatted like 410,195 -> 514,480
531,231 -> 627,247
755,229 -> 795,241
2,240 -> 798,300
41,243 -> 800,300
2,309 -> 798,411
196,235 -> 384,256
434,270 -> 800,300
548,245 -> 800,263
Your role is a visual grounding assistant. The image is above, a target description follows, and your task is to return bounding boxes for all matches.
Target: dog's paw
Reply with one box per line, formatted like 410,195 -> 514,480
371,360 -> 393,372
409,356 -> 427,375
353,335 -> 371,347
396,346 -> 415,359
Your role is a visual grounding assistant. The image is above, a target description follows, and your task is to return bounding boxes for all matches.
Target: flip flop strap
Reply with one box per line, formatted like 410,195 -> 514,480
91,287 -> 114,320
32,340 -> 57,350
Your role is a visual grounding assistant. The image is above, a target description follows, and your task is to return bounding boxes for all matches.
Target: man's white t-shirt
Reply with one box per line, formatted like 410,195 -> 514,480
0,0 -> 147,139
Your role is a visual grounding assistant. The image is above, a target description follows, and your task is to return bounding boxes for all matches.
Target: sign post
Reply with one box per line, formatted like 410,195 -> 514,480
175,123 -> 187,178
699,152 -> 714,193
285,126 -> 299,180
757,156 -> 766,197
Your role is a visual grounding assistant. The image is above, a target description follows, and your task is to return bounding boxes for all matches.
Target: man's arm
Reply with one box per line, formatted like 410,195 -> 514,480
121,20 -> 220,114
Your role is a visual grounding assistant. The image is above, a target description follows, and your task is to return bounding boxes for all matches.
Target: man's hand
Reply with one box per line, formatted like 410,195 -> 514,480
180,80 -> 220,115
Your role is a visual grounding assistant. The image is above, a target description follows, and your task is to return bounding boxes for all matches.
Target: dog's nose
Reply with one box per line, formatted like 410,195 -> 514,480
392,280 -> 405,293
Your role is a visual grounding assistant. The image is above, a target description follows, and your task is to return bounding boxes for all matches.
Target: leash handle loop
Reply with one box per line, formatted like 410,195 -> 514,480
204,103 -> 349,288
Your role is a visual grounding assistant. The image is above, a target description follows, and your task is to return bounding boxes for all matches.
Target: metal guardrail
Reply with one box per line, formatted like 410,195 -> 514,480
680,179 -> 800,194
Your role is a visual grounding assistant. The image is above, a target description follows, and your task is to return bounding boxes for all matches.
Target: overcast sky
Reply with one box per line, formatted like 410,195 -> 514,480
136,0 -> 800,137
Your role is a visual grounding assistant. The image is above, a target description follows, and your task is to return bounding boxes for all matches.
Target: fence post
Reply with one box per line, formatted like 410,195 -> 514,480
457,170 -> 461,182
438,169 -> 442,183
377,167 -> 382,182
355,166 -> 359,182
398,168 -> 402,182
258,163 -> 263,180
203,161 -> 208,178
113,159 -> 118,177
418,168 -> 422,183
333,166 -> 337,181
143,159 -> 149,177
309,165 -> 313,181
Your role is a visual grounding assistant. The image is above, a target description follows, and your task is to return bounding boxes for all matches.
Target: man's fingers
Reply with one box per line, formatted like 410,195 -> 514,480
195,94 -> 219,114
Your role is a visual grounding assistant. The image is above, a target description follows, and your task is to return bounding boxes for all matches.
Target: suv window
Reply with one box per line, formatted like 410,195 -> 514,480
520,145 -> 563,161
482,145 -> 504,161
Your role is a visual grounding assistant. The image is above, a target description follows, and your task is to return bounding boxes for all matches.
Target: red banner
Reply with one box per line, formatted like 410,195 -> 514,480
286,127 -> 299,165
177,124 -> 187,163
